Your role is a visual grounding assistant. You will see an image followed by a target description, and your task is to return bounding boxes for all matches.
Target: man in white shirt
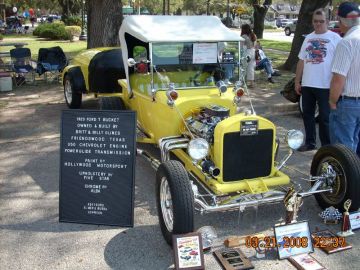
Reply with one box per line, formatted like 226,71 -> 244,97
329,2 -> 360,155
295,8 -> 342,152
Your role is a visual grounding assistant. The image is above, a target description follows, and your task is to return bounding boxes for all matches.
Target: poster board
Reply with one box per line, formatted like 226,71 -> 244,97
59,110 -> 136,226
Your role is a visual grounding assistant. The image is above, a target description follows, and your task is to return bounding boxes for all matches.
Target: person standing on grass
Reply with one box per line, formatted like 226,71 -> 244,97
241,24 -> 257,88
329,2 -> 360,155
295,8 -> 342,152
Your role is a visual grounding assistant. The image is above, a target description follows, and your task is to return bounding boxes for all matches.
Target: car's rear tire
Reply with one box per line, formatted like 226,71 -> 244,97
64,74 -> 82,109
285,28 -> 291,36
156,161 -> 194,245
311,144 -> 360,212
298,95 -> 319,122
99,97 -> 125,110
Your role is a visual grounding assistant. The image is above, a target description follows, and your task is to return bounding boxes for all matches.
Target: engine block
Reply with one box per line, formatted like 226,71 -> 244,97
185,105 -> 230,143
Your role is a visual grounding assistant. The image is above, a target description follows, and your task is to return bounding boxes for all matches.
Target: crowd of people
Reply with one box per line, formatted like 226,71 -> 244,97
240,2 -> 360,157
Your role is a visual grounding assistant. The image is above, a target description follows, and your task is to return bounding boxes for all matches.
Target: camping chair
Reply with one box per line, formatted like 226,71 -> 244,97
36,47 -> 67,83
10,48 -> 36,86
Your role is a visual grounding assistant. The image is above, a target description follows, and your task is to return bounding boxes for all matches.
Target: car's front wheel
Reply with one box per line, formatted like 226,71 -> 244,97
285,28 -> 291,36
311,144 -> 360,211
156,161 -> 194,245
64,74 -> 82,109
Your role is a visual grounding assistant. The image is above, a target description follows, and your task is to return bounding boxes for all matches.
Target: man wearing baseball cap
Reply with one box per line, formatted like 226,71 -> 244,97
329,2 -> 360,154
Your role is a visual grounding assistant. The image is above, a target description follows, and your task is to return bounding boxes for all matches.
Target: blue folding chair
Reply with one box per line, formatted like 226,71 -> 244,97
10,48 -> 36,86
36,46 -> 67,83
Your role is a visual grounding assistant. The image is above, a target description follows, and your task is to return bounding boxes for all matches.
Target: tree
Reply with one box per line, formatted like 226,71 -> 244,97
252,0 -> 272,39
58,0 -> 81,17
87,0 -> 122,48
283,0 -> 330,71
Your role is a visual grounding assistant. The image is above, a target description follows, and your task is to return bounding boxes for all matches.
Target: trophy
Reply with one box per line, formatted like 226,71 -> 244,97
337,199 -> 354,237
319,206 -> 342,224
283,187 -> 303,224
255,239 -> 267,259
197,226 -> 217,252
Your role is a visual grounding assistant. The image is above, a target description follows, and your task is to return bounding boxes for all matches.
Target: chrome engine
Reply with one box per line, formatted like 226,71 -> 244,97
185,105 -> 230,143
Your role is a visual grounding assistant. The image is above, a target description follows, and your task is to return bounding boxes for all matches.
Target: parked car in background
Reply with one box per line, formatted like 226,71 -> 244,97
284,19 -> 297,36
276,17 -> 291,28
328,21 -> 342,36
280,19 -> 291,28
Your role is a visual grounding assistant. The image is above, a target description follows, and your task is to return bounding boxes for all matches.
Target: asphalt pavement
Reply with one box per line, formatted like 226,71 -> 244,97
0,82 -> 359,270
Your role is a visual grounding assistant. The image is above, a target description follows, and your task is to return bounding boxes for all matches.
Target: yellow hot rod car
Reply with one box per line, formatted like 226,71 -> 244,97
62,16 -> 360,245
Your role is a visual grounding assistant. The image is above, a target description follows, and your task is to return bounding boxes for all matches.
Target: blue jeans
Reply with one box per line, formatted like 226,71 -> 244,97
222,63 -> 234,80
302,87 -> 330,147
256,58 -> 274,77
329,98 -> 360,153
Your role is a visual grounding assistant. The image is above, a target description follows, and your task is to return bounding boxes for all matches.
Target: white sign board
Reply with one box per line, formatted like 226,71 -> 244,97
350,211 -> 360,230
193,43 -> 217,64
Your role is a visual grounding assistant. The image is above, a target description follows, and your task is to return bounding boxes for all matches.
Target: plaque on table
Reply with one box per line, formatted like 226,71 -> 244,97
288,253 -> 326,270
213,248 -> 254,270
311,229 -> 352,254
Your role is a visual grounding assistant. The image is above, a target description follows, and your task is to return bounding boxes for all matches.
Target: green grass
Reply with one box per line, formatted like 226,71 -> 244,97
27,40 -> 87,59
1,36 -> 87,59
1,36 -> 290,70
1,33 -> 36,39
259,39 -> 292,52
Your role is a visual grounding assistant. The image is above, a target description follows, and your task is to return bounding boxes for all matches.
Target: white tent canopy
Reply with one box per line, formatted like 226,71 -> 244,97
119,15 -> 243,43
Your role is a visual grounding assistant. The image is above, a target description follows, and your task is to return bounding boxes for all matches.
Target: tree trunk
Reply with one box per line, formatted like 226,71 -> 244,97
87,0 -> 123,49
253,0 -> 272,39
283,0 -> 331,71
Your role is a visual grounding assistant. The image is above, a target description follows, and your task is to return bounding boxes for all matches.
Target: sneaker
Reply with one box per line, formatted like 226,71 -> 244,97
268,77 -> 275,83
271,71 -> 281,76
297,144 -> 317,152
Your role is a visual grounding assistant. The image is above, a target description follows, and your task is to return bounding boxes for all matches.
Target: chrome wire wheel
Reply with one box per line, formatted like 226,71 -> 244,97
316,157 -> 346,205
159,176 -> 174,232
156,160 -> 194,245
64,79 -> 73,104
311,144 -> 360,211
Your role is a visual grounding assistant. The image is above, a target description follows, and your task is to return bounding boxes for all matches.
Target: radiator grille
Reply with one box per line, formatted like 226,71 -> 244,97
222,130 -> 273,182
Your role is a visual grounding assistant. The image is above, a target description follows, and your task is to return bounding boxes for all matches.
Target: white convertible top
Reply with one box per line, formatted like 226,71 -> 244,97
119,15 -> 243,93
119,15 -> 243,42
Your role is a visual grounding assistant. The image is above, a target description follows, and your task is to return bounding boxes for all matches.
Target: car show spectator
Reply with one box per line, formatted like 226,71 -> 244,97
241,24 -> 257,88
329,2 -> 360,154
295,8 -> 342,152
255,42 -> 281,83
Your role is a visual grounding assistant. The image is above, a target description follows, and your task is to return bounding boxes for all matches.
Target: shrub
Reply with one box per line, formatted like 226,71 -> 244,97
0,33 -> 3,40
33,22 -> 69,40
65,26 -> 82,41
63,16 -> 82,27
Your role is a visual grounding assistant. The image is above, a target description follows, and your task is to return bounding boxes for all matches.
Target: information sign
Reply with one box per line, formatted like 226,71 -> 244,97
59,110 -> 136,226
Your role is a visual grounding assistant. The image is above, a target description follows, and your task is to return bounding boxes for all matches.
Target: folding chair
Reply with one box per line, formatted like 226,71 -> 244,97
10,48 -> 36,86
36,47 -> 67,83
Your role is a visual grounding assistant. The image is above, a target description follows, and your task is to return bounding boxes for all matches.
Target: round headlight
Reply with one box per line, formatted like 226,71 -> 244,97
188,138 -> 209,161
286,129 -> 304,150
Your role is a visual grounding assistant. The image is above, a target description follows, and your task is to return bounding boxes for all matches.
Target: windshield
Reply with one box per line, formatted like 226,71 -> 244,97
150,42 -> 240,90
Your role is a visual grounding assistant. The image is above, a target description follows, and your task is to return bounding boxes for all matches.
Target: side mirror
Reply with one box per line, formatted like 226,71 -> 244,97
127,58 -> 136,67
